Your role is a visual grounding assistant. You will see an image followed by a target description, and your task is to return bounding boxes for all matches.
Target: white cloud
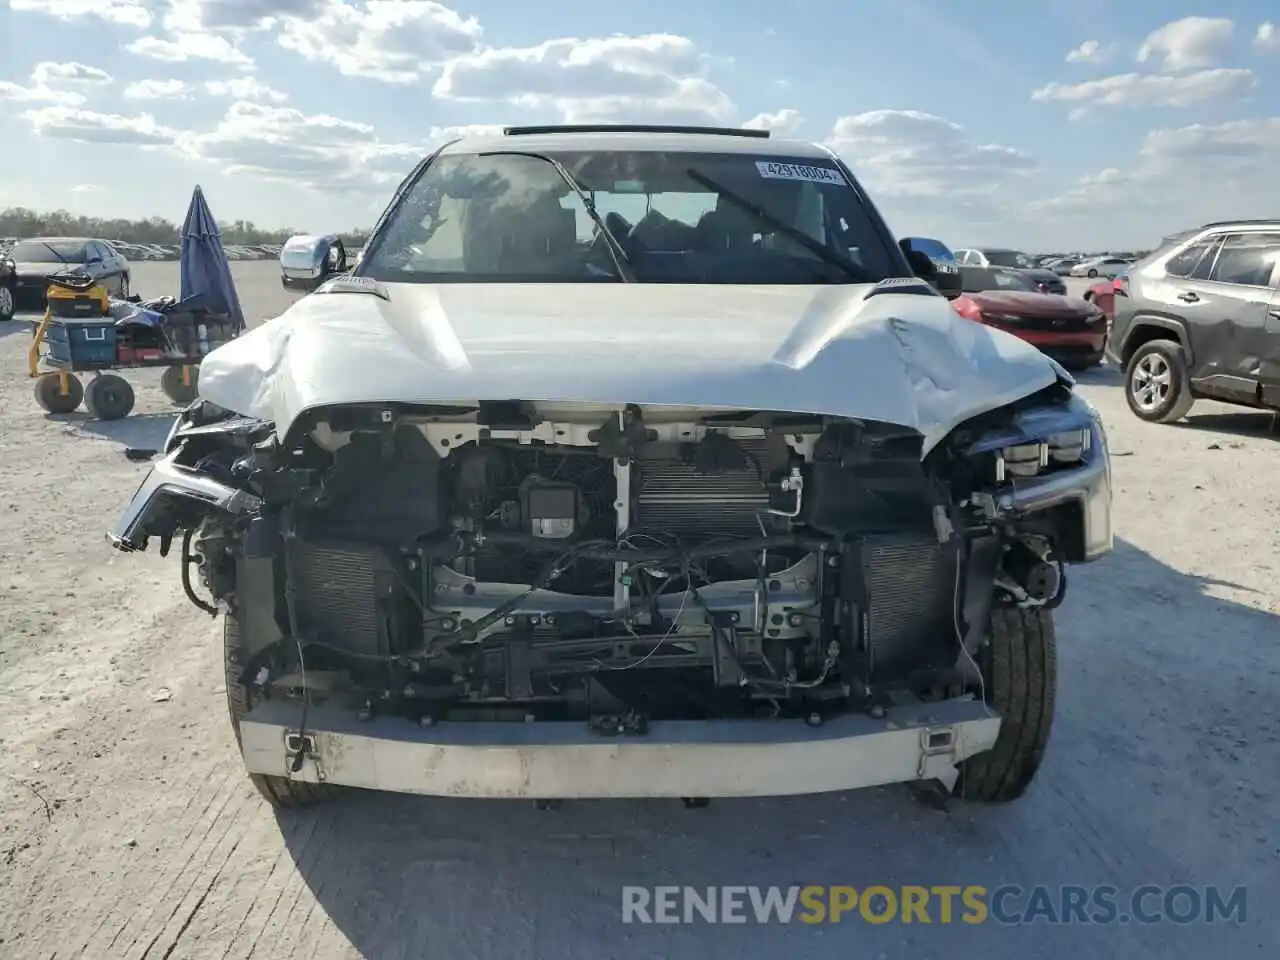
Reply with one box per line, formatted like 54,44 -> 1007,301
1065,40 -> 1111,64
70,183 -> 103,193
9,0 -> 151,29
0,61 -> 113,108
163,0 -> 326,33
743,109 -> 802,134
126,31 -> 255,68
21,105 -> 181,146
1136,17 -> 1234,70
1032,69 -> 1256,118
123,79 -> 191,100
826,110 -> 1034,197
823,109 -> 1037,239
203,77 -> 289,103
31,61 -> 112,86
1257,22 -> 1279,50
1032,117 -> 1280,235
434,34 -> 735,124
277,1 -> 483,83
0,82 -> 85,107
179,101 -> 424,194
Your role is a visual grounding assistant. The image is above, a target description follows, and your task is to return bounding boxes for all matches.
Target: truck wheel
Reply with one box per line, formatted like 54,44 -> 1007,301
1124,339 -> 1194,423
957,607 -> 1056,803
224,610 -> 332,808
161,365 -> 199,404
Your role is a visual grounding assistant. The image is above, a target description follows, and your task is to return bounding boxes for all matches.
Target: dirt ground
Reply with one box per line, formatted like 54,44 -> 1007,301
0,263 -> 1276,959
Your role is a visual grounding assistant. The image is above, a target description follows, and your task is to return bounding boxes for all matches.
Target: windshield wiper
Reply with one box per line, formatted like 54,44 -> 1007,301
477,150 -> 634,282
37,242 -> 69,264
684,169 -> 870,283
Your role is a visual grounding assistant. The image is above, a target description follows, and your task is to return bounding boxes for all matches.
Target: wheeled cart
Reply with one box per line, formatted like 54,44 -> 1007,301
28,274 -> 234,420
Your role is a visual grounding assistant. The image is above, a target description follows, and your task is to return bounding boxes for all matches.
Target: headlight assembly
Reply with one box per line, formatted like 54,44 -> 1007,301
965,396 -> 1096,483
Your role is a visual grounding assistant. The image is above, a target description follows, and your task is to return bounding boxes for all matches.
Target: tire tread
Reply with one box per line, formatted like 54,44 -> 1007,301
959,607 -> 1057,802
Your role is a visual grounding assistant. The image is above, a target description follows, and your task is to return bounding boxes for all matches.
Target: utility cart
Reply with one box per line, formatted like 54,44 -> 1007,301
28,273 -> 237,420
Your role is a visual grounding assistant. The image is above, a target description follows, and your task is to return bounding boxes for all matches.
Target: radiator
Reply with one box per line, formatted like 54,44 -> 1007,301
862,532 -> 958,681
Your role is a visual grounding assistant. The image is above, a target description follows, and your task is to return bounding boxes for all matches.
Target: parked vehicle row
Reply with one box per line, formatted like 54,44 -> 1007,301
953,247 -> 1068,295
0,239 -> 285,262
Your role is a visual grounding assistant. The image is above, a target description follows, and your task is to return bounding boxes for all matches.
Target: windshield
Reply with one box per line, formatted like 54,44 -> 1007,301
359,149 -> 900,284
10,240 -> 87,263
982,249 -> 1035,269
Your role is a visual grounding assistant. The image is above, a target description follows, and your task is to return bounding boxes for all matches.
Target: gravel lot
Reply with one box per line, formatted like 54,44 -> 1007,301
0,263 -> 1276,959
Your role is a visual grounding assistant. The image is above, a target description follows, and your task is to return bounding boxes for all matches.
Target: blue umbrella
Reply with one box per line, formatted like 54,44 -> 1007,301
179,185 -> 245,333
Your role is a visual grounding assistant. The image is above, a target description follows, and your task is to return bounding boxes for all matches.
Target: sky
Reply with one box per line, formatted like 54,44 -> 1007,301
1,1 -> 1278,252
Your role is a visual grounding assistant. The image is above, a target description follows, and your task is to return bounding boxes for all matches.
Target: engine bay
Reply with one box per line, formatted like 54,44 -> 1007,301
150,394 -> 1093,725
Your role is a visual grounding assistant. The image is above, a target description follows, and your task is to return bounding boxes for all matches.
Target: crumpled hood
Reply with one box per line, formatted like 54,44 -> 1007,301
197,281 -> 1065,454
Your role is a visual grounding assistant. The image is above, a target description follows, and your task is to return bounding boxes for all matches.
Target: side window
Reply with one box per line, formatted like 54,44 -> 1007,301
1208,233 -> 1280,288
1164,238 -> 1219,279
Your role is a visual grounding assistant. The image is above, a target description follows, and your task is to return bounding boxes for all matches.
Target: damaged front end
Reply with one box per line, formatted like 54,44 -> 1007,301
111,384 -> 1110,802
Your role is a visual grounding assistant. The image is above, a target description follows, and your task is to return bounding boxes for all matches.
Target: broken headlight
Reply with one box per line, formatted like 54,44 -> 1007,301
967,397 -> 1097,483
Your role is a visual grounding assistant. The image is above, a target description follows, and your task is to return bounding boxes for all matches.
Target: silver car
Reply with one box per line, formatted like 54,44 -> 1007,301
1069,256 -> 1130,279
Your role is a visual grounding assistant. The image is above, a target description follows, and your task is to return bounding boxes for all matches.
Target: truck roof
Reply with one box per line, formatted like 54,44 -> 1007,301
438,124 -> 835,161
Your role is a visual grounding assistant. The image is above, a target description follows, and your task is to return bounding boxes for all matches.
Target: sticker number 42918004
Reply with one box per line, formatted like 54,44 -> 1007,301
754,161 -> 848,186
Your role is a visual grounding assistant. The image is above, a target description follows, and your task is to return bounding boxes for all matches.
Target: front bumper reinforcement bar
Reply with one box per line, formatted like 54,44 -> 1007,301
238,698 -> 1001,799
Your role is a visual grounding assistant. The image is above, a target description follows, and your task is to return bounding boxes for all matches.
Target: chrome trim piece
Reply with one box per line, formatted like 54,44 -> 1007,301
108,451 -> 262,552
990,417 -> 1113,561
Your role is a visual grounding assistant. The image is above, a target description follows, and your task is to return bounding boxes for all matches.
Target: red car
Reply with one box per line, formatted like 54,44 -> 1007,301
1083,275 -> 1124,321
951,265 -> 1108,369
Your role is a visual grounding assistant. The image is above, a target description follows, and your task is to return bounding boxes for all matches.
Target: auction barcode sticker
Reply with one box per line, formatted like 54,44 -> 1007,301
755,161 -> 847,186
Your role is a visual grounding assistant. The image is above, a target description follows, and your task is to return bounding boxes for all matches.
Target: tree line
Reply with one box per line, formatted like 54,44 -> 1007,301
0,207 -> 372,247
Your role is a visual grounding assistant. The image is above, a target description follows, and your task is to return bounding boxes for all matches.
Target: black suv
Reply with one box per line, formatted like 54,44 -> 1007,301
1107,220 -> 1280,423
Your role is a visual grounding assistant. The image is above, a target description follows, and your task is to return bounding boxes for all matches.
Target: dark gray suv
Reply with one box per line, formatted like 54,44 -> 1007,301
1107,220 -> 1280,423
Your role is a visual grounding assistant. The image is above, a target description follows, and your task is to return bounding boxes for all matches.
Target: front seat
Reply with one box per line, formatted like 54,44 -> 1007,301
494,193 -> 577,274
696,196 -> 759,251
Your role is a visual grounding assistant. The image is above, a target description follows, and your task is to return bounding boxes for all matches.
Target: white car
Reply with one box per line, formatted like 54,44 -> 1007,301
108,124 -> 1112,809
1069,256 -> 1131,279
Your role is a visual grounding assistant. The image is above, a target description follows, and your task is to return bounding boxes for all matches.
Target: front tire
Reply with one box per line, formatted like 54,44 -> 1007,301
224,610 -> 332,808
1124,339 -> 1194,423
957,607 -> 1057,803
0,284 -> 14,321
1087,268 -> 1098,278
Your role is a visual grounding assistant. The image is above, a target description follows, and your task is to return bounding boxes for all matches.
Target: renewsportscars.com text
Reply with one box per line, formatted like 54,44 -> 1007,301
620,884 -> 1247,925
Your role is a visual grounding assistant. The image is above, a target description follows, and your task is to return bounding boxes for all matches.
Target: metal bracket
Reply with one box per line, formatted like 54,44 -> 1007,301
283,731 -> 326,782
917,725 -> 960,790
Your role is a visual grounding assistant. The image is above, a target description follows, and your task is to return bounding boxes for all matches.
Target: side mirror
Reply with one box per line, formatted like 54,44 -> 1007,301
901,237 -> 962,298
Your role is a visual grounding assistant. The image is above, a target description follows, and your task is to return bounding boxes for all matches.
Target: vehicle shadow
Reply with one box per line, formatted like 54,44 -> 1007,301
1175,409 -> 1279,440
274,537 -> 1278,960
57,412 -> 177,451
1070,363 -> 1123,389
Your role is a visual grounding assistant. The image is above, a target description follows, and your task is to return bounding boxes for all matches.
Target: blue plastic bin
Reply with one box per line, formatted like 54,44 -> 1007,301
45,319 -> 118,367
